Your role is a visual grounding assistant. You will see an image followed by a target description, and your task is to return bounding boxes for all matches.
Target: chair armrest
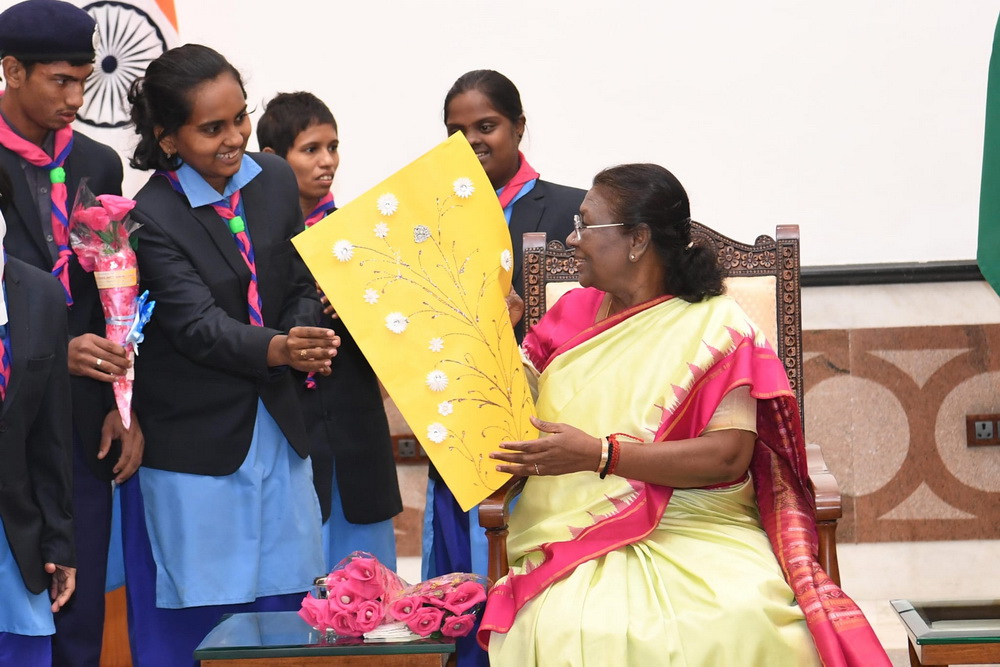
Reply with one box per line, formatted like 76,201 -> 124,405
479,477 -> 527,586
806,442 -> 842,586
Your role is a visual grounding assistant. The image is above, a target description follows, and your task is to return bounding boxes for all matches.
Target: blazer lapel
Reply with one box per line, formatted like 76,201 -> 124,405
241,177 -> 273,282
2,262 -> 30,413
190,202 -> 250,285
0,147 -> 52,262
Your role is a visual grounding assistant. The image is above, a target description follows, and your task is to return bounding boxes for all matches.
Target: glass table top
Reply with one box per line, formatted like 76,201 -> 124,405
194,611 -> 456,660
890,599 -> 1000,645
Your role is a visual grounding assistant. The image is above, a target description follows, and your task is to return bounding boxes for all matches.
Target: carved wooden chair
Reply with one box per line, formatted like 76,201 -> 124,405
480,224 -> 843,586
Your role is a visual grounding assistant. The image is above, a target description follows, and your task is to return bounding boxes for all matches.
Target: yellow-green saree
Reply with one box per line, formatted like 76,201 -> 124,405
480,288 -> 888,667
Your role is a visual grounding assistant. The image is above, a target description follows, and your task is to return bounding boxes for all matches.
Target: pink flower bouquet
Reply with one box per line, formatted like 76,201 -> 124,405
386,572 -> 487,638
298,553 -> 488,642
298,551 -> 408,637
68,180 -> 154,430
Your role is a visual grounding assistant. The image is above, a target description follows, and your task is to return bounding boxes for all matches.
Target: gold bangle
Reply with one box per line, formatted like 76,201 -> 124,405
596,436 -> 610,473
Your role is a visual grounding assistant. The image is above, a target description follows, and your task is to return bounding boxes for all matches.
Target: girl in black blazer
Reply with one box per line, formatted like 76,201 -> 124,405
120,45 -> 339,667
427,69 -> 586,667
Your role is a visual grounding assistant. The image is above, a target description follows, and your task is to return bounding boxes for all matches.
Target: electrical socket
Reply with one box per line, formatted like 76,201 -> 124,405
397,437 -> 418,458
392,435 -> 429,462
966,414 -> 1000,447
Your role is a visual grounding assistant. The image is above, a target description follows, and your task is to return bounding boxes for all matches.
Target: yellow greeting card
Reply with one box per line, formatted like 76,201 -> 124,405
293,133 -> 535,511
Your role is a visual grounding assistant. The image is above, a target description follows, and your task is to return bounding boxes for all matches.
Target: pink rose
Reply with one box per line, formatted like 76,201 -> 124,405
96,194 -> 136,220
423,593 -> 448,608
331,610 -> 360,637
327,580 -> 362,612
440,613 -> 477,638
341,575 -> 384,603
344,557 -> 385,599
326,569 -> 349,585
354,599 -> 385,633
406,606 -> 445,637
442,581 -> 487,614
75,206 -> 111,232
298,593 -> 333,630
388,596 -> 424,622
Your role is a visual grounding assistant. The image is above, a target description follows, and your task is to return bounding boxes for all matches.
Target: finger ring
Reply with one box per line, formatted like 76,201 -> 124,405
534,463 -> 540,475
300,349 -> 307,359
95,358 -> 103,369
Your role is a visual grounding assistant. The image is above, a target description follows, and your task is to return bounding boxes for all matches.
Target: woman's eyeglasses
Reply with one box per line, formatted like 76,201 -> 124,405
572,214 -> 625,241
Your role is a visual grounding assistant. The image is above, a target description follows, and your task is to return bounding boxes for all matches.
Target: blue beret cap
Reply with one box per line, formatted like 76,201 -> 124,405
0,0 -> 97,62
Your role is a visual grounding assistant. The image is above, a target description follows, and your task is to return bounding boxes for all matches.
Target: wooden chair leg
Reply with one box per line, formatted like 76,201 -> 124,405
816,519 -> 840,587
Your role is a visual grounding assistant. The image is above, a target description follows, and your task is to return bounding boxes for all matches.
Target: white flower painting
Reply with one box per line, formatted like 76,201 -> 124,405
332,240 -> 354,262
363,289 -> 380,304
437,401 -> 454,416
428,337 -> 444,353
374,222 -> 389,239
376,193 -> 398,217
426,369 -> 448,392
452,177 -> 474,199
385,312 -> 409,334
427,423 -> 448,443
500,249 -> 512,272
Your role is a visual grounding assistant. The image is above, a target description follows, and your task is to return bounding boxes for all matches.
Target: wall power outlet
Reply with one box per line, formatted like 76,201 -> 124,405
966,414 -> 1000,447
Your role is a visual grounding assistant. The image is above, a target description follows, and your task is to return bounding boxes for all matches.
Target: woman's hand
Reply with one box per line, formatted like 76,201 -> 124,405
491,415 -> 602,477
268,327 -> 340,374
505,287 -> 524,328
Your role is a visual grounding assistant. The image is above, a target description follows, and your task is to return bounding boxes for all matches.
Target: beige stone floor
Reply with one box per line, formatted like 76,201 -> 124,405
839,539 -> 1000,667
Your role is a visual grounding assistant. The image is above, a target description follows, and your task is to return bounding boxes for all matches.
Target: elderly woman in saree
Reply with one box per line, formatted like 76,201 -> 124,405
480,163 -> 890,667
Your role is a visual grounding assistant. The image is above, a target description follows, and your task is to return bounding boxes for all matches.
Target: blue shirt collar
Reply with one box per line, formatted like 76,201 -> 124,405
175,154 -> 262,208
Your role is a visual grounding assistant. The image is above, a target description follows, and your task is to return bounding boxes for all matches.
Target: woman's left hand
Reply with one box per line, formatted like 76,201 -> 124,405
491,415 -> 602,477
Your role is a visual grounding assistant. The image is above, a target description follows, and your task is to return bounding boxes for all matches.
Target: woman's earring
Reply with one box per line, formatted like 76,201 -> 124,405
629,254 -> 636,262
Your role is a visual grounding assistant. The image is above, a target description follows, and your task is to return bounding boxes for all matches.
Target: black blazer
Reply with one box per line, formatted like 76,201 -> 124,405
0,258 -> 74,594
300,314 -> 402,525
0,134 -> 123,480
507,179 -> 585,341
130,153 -> 323,475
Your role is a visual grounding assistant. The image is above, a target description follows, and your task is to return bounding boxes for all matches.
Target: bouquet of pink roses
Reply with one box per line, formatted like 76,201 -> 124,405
385,572 -> 487,639
298,551 -> 408,637
68,180 -> 154,430
298,552 -> 488,642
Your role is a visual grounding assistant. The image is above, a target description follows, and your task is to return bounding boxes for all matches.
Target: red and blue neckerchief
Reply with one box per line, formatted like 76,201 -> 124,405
158,170 -> 263,326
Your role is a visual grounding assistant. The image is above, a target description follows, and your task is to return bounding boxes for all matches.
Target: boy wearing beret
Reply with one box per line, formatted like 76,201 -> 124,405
0,1 -> 143,664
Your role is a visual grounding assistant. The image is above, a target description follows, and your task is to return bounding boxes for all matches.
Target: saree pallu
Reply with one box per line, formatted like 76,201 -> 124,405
480,288 -> 889,667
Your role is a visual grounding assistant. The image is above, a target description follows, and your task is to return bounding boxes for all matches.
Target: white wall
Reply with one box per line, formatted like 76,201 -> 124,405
14,0 -> 1000,266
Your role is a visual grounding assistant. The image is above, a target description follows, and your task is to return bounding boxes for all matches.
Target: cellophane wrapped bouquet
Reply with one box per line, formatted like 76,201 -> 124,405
68,180 -> 155,430
381,571 -> 487,640
299,551 -> 408,637
298,551 -> 487,642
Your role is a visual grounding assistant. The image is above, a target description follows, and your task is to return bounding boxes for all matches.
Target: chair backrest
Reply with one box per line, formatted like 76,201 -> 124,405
522,223 -> 805,419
